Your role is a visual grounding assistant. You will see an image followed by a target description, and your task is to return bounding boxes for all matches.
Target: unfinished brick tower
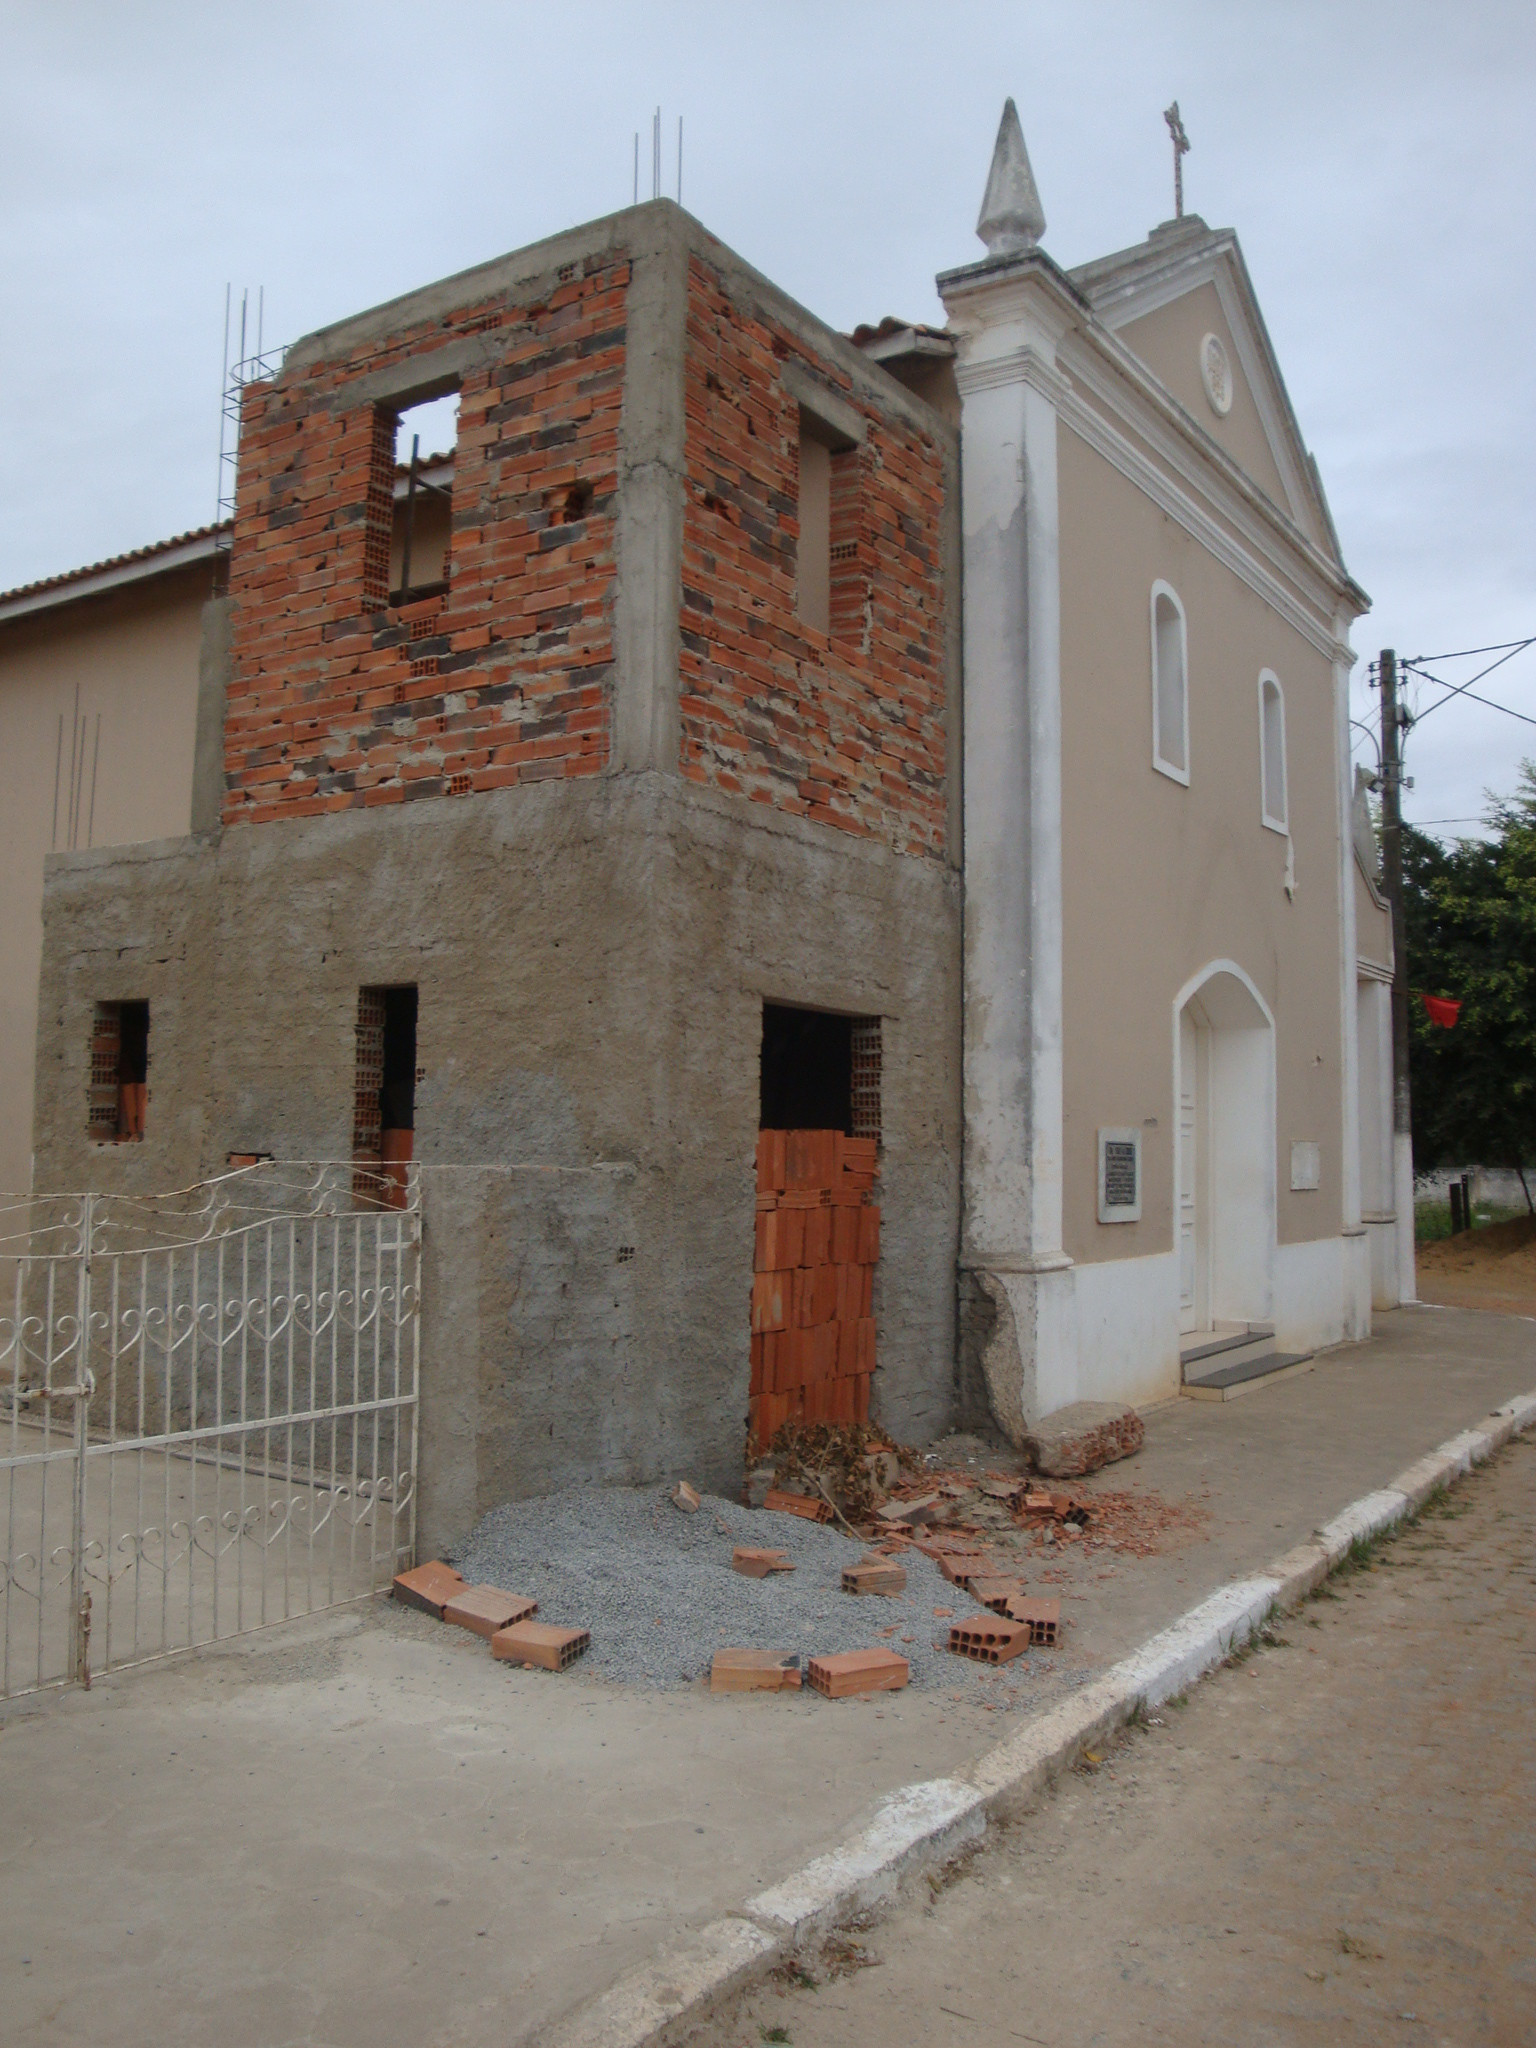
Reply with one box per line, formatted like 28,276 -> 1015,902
31,200 -> 962,1546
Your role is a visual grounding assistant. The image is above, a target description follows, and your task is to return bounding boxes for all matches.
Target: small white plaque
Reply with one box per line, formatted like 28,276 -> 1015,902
1097,1127 -> 1142,1223
1199,332 -> 1233,416
1290,1140 -> 1321,1191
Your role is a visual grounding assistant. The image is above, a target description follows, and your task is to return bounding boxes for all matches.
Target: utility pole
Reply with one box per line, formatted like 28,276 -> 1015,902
1377,648 -> 1417,1299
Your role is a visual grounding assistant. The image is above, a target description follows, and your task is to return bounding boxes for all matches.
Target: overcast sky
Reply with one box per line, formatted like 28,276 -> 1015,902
2,1 -> 1531,837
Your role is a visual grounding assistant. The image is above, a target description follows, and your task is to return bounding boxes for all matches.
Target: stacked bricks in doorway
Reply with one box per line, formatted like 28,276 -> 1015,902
749,1128 -> 879,1451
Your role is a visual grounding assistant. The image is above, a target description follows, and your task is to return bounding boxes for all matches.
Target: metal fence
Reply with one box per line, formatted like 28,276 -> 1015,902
0,1162 -> 419,1699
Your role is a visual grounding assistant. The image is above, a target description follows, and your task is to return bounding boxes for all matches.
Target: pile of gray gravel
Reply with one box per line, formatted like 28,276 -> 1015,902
451,1484 -> 1034,1692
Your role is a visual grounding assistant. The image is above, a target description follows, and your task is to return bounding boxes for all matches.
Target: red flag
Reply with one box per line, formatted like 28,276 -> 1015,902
1420,994 -> 1461,1027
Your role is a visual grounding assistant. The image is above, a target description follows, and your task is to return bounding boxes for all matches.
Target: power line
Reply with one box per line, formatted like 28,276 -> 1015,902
1408,638 -> 1535,663
1401,640 -> 1535,726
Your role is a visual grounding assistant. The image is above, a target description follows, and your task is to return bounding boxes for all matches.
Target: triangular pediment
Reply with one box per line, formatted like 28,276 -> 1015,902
1069,220 -> 1341,565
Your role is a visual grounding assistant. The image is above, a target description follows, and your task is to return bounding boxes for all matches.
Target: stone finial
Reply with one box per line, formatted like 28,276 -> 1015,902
976,98 -> 1046,256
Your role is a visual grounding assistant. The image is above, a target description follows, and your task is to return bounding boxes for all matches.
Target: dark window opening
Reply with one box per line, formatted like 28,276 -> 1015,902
89,999 -> 149,1142
795,412 -> 861,643
760,1004 -> 881,1140
390,393 -> 458,606
353,985 -> 417,1207
560,480 -> 594,524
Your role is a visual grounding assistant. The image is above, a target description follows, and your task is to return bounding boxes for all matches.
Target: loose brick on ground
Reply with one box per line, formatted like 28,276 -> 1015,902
709,1650 -> 802,1693
391,1559 -> 465,1618
491,1621 -> 590,1671
806,1647 -> 910,1698
442,1585 -> 538,1639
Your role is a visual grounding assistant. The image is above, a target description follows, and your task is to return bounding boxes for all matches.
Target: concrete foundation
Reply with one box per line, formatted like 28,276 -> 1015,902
33,774 -> 961,1551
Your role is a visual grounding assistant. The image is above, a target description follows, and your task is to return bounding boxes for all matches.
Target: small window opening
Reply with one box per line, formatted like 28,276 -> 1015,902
384,392 -> 458,608
1151,582 -> 1189,783
795,412 -> 860,642
89,999 -> 149,1142
560,480 -> 594,524
1260,672 -> 1288,832
353,985 -> 417,1207
760,1004 -> 881,1141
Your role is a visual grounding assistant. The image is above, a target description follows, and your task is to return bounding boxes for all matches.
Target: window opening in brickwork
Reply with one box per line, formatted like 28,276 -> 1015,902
796,411 -> 861,643
760,1003 -> 880,1141
390,393 -> 458,606
796,429 -> 832,634
89,999 -> 149,1143
560,480 -> 594,524
352,985 -> 417,1207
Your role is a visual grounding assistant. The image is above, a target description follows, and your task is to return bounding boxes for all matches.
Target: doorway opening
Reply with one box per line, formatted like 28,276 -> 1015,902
1175,967 -> 1275,1353
750,1005 -> 882,1454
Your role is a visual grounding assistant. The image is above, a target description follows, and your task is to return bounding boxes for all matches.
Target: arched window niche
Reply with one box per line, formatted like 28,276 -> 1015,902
1259,670 -> 1288,832
1150,581 -> 1189,785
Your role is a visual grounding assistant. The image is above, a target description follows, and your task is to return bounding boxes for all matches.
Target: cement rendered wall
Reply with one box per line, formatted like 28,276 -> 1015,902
33,775 -> 960,1553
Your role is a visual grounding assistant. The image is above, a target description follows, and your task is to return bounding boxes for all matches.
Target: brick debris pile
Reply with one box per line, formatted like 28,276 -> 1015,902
750,1129 -> 879,1450
428,1477 -> 1082,1697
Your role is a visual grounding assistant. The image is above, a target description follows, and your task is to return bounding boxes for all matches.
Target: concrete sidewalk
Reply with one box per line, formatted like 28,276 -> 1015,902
2,1304 -> 1531,2048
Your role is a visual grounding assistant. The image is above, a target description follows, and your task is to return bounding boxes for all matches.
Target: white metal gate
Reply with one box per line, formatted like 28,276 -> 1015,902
0,1162 -> 419,1699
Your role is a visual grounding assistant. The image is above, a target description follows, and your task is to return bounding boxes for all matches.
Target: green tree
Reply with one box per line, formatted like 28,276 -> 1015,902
1402,763 -> 1536,1209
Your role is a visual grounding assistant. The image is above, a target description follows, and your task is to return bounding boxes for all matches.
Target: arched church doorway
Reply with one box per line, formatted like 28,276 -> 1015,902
1175,964 -> 1276,1342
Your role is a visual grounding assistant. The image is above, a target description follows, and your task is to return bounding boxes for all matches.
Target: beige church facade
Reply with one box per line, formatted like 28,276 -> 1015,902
2,103 -> 1403,1503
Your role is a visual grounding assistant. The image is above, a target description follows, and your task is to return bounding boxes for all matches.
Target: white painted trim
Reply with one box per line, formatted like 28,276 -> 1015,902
1088,235 -> 1319,542
1258,669 -> 1288,833
1055,366 -> 1350,665
1336,622 -> 1364,1241
1174,962 -> 1278,1330
1150,580 -> 1190,786
1356,958 -> 1393,984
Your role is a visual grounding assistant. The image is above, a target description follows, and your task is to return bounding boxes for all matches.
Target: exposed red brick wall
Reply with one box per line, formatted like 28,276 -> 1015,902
223,258 -> 628,824
679,257 -> 948,857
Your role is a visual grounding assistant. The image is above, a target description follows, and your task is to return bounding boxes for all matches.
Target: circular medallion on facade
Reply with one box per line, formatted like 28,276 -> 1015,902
1200,333 -> 1233,416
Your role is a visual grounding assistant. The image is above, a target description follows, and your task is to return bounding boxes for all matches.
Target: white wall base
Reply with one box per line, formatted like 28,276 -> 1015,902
1074,1251 -> 1182,1409
1274,1235 -> 1359,1353
1366,1216 -> 1400,1310
1394,1134 -> 1418,1303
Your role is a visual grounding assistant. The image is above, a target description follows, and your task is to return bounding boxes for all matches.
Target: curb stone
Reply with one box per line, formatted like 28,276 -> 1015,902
537,1391 -> 1536,2048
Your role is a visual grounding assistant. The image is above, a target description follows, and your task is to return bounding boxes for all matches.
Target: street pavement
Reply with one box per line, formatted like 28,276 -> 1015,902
1,1303 -> 1531,2047
706,1429 -> 1536,2048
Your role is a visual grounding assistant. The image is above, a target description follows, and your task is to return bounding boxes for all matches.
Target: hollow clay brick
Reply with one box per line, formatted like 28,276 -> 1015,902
840,1555 -> 907,1596
1004,1594 -> 1062,1646
751,1269 -> 790,1335
491,1620 -> 590,1671
947,1617 -> 1030,1665
442,1585 -> 539,1638
939,1550 -> 990,1589
391,1559 -> 465,1618
757,1129 -> 786,1195
806,1648 -> 909,1698
856,1206 -> 880,1265
710,1649 -> 801,1693
801,1207 -> 832,1267
830,1205 -> 860,1265
785,1129 -> 838,1189
968,1575 -> 1026,1615
763,1488 -> 832,1524
732,1546 -> 795,1578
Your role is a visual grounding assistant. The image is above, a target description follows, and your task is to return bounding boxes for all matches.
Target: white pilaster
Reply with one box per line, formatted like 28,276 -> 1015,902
1332,616 -> 1371,1336
941,257 -> 1079,1432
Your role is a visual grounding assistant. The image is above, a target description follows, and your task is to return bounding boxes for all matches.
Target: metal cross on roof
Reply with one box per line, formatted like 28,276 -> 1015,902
1163,101 -> 1190,219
